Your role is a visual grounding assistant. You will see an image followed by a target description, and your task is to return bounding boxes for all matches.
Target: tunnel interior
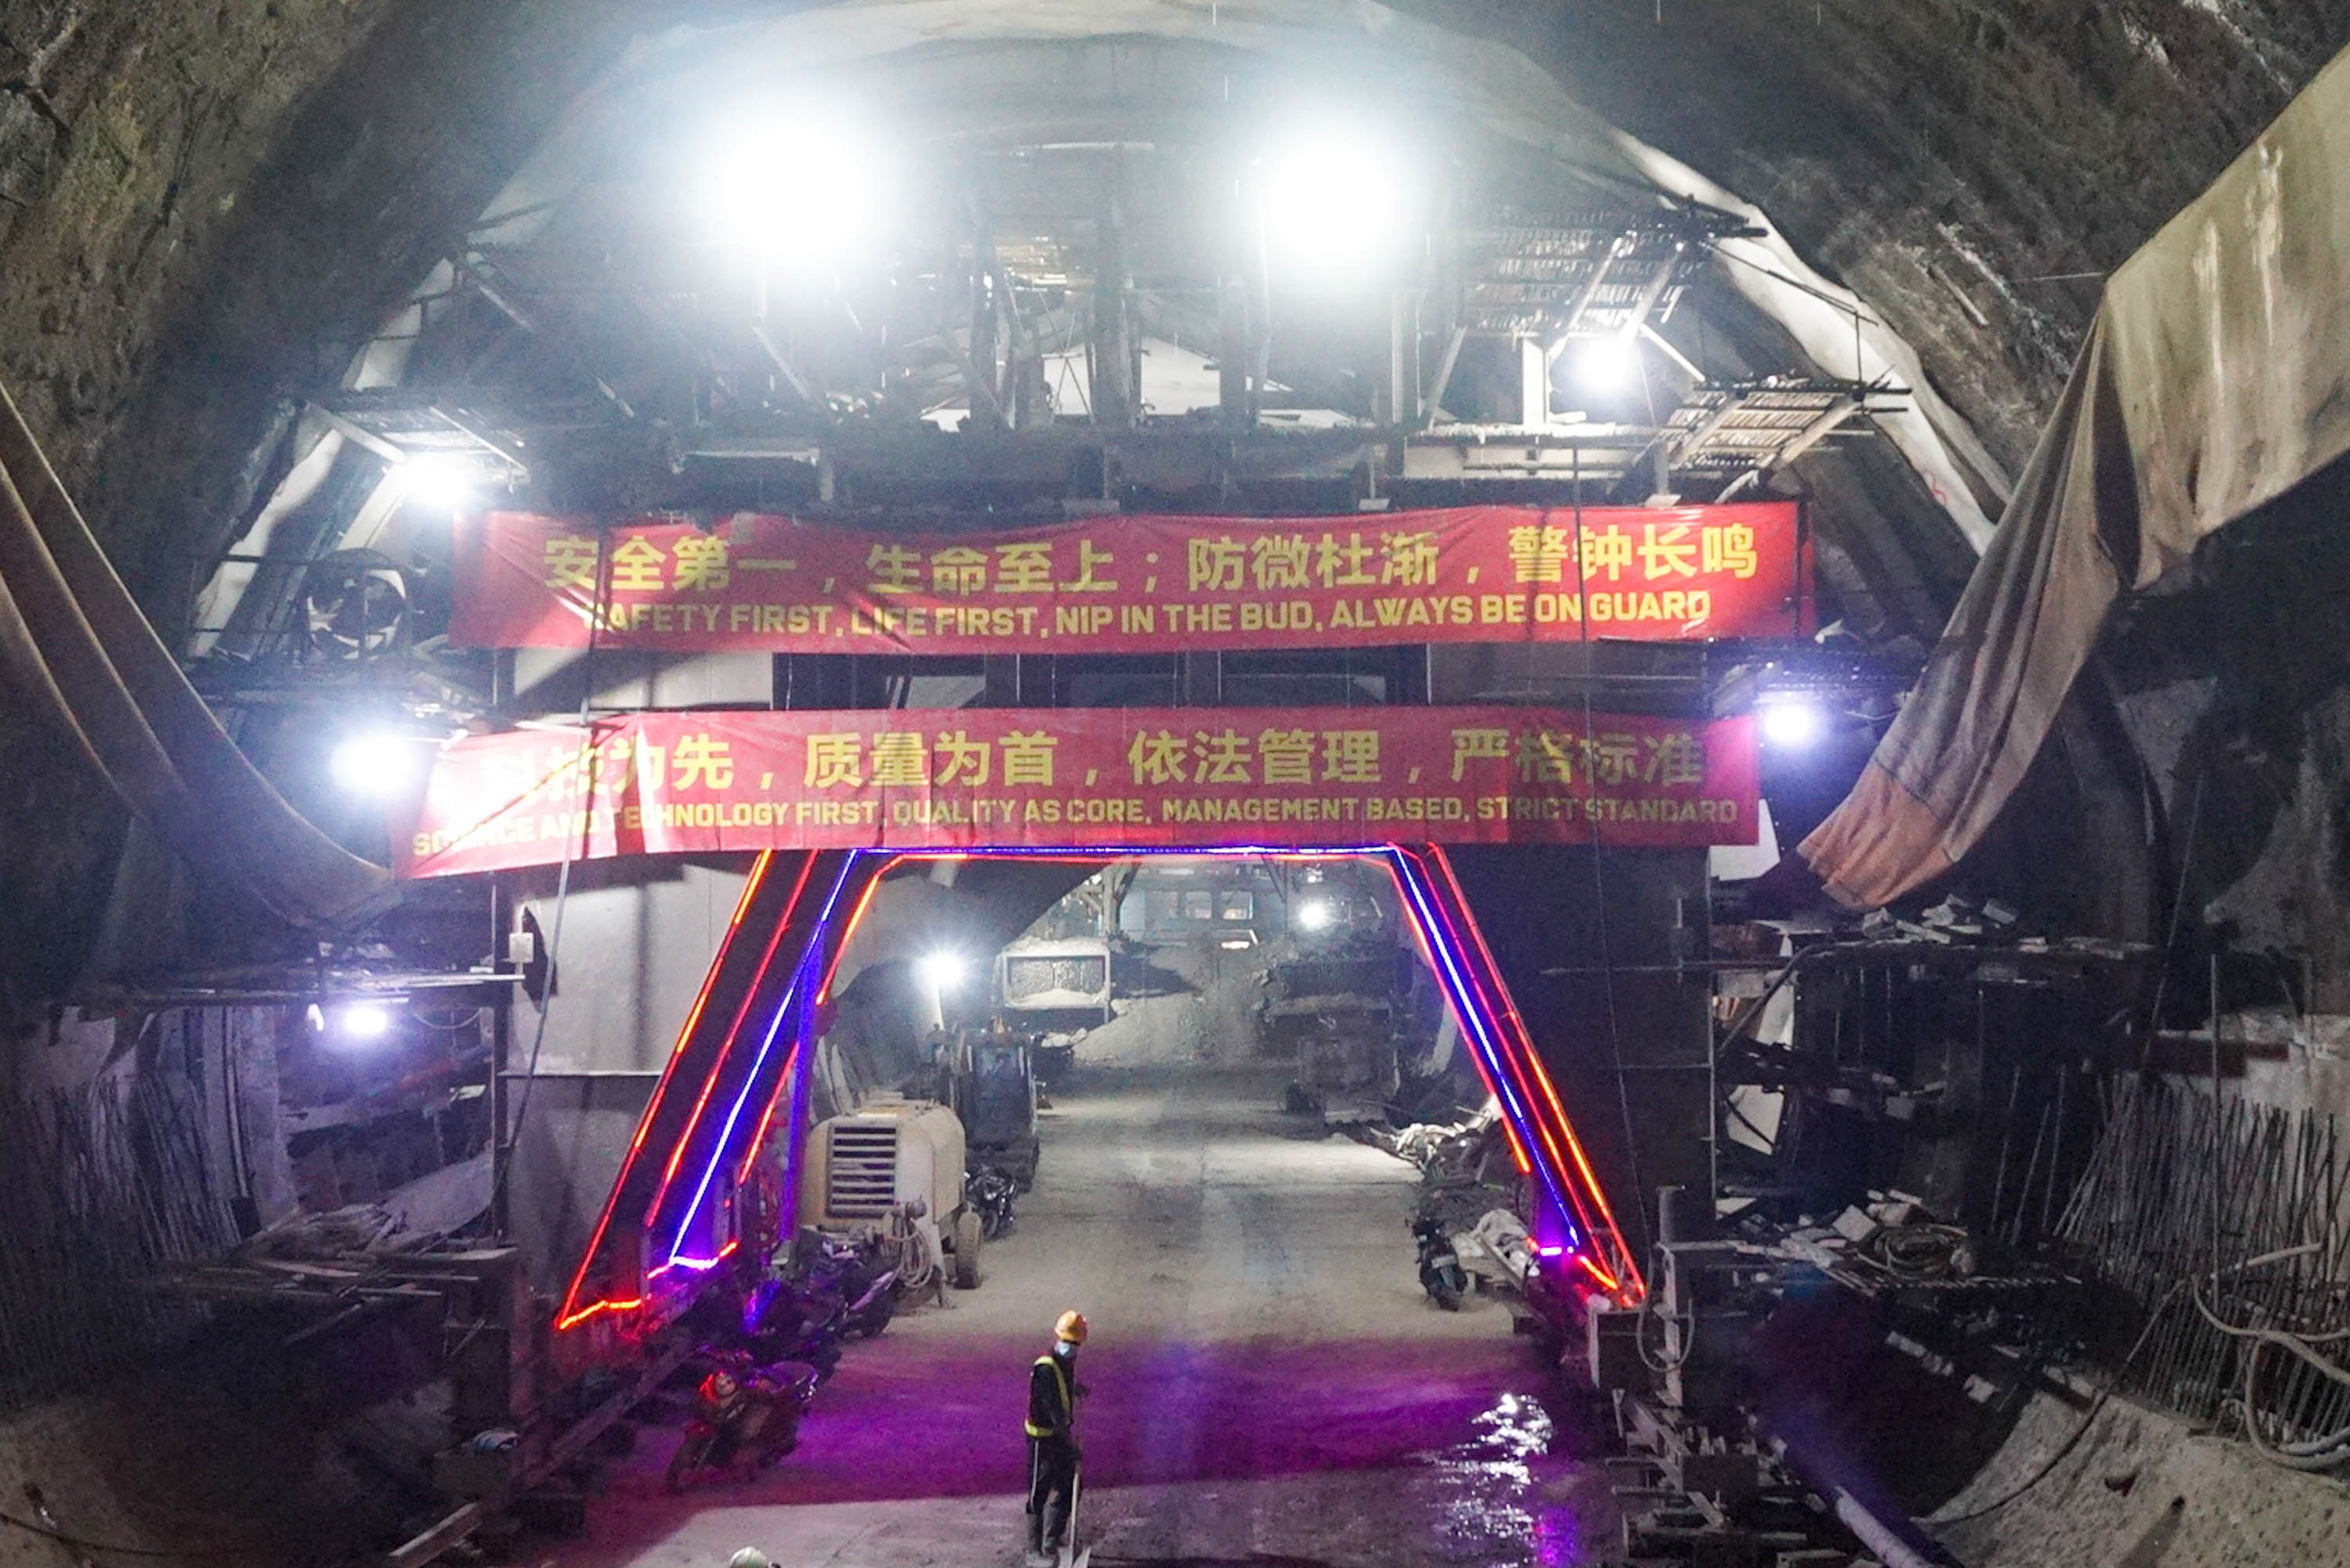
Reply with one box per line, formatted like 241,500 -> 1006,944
551,846 -> 1640,1341
5,5 -> 2350,1568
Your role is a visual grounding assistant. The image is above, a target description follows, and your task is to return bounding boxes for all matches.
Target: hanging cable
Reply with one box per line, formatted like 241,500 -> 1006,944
1932,1281 -> 2186,1526
3,1488 -> 256,1562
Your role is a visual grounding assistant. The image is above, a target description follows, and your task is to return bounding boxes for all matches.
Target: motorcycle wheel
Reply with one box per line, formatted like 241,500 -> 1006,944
952,1208 -> 985,1289
666,1431 -> 712,1494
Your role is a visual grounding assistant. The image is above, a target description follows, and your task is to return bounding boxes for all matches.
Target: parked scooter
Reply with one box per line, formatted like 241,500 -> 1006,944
1412,1216 -> 1469,1310
967,1166 -> 1019,1241
665,1356 -> 819,1492
743,1277 -> 846,1382
804,1230 -> 898,1339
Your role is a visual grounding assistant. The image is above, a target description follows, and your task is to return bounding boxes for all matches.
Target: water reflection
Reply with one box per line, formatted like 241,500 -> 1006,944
1415,1389 -> 1600,1567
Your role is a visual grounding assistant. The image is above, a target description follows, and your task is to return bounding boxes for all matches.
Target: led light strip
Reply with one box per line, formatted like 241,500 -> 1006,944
562,841 -> 1643,1327
555,850 -> 783,1331
663,853 -> 870,1268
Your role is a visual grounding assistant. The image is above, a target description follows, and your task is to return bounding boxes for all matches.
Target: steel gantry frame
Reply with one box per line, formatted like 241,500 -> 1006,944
551,843 -> 1644,1336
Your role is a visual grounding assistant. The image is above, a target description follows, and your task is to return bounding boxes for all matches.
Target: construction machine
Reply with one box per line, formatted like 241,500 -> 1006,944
797,1095 -> 988,1290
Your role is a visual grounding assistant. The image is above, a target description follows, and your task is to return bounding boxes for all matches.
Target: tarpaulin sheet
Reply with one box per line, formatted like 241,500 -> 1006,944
451,504 -> 1805,655
396,707 -> 1760,877
1800,44 -> 2350,907
0,380 -> 392,927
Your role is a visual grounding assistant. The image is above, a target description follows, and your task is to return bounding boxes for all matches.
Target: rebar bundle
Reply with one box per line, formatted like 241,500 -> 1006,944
2054,1077 -> 2350,1464
0,1069 -> 240,1411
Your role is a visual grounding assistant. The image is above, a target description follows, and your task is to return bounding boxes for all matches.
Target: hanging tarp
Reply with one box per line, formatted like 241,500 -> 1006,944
1801,44 -> 2350,907
0,380 -> 393,927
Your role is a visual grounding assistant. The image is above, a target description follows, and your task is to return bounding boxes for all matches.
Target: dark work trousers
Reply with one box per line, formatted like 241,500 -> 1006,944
1025,1435 -> 1079,1551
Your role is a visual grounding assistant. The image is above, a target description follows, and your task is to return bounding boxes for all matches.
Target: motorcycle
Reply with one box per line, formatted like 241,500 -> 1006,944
811,1231 -> 899,1338
743,1277 -> 846,1382
665,1357 -> 819,1492
967,1166 -> 1019,1241
1412,1216 -> 1469,1310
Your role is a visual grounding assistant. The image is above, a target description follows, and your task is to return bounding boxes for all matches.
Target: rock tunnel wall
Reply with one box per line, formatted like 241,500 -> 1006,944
1443,0 -> 2350,474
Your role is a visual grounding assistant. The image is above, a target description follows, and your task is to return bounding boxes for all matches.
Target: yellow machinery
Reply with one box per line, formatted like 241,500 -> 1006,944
797,1095 -> 985,1288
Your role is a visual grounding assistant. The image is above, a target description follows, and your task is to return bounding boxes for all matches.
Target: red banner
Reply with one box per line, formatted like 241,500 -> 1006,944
396,708 -> 1758,878
450,504 -> 1802,655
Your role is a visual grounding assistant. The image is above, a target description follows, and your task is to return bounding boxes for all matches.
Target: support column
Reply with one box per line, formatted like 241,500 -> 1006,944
1089,165 -> 1137,430
1218,276 -> 1252,434
1521,338 -> 1550,430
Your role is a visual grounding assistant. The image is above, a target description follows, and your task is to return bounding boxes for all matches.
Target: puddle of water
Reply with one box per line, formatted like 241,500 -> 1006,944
1415,1389 -> 1604,1568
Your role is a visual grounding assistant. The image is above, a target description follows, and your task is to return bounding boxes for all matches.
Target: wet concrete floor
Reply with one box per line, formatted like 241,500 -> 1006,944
564,1064 -> 1618,1568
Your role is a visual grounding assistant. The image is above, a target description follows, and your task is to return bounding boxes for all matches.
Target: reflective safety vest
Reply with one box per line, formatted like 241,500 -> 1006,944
1025,1353 -> 1072,1439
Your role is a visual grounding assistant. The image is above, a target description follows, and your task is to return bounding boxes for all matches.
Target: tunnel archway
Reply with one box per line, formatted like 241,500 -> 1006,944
555,842 -> 1641,1336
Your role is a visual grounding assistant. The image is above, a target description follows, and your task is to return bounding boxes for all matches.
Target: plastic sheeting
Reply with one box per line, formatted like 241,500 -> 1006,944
1800,45 -> 2350,908
0,379 -> 394,927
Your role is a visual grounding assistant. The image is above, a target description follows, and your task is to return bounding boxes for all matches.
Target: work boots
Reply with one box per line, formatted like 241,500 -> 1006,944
1039,1498 -> 1070,1561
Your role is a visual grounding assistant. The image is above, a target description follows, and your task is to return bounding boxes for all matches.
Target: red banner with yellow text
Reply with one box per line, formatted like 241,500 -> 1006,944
396,707 -> 1758,878
450,504 -> 1802,656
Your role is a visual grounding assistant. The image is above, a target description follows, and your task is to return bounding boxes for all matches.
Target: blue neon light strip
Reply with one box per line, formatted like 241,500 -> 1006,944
1382,848 -> 1581,1248
636,843 -> 1602,1294
663,851 -> 869,1268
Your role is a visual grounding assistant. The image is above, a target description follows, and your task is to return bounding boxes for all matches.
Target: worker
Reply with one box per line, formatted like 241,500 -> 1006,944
1024,1310 -> 1088,1560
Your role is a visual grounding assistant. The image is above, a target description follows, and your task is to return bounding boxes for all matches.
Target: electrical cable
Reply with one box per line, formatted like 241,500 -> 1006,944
2241,1342 -> 2350,1468
2135,767 -> 2207,1071
1930,1281 -> 2187,1526
1865,1222 -> 1973,1281
2188,1277 -> 2350,1354
0,1508 -> 254,1561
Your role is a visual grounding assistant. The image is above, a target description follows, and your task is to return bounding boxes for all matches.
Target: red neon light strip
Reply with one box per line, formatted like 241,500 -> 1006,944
815,853 -> 903,1003
1423,846 -> 1643,1297
562,842 -> 1643,1328
1373,854 -> 1539,1176
662,852 -> 877,1262
1415,852 -> 1615,1271
1386,846 -> 1603,1265
645,854 -> 820,1219
555,851 -> 785,1326
731,854 -> 891,1215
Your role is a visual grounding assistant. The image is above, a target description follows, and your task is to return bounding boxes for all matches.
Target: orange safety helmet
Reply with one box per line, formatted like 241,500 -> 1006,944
699,1369 -> 743,1414
1054,1310 -> 1089,1346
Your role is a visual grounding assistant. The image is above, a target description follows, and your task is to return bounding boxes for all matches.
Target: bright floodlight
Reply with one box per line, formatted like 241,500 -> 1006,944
338,1003 -> 392,1042
1295,899 -> 1335,932
331,731 -> 420,797
1570,332 -> 1643,394
703,105 -> 890,276
917,952 -> 967,992
1257,131 -> 1419,284
1759,701 -> 1829,749
396,454 -> 479,511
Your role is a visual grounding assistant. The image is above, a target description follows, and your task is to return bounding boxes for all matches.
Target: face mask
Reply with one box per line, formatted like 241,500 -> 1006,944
1054,1341 -> 1076,1360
